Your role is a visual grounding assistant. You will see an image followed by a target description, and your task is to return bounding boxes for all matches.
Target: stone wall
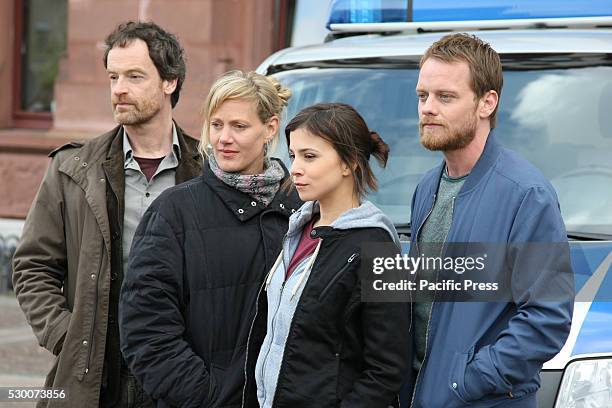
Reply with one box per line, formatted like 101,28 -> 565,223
0,0 -> 279,218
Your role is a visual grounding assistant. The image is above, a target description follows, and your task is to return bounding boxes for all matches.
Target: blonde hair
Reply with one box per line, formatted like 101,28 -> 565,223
200,70 -> 291,157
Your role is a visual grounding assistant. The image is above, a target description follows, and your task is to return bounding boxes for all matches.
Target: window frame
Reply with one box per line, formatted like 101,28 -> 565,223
11,0 -> 54,129
274,0 -> 295,51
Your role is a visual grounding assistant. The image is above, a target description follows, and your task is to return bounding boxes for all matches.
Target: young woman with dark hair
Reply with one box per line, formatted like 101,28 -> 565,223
255,103 -> 410,407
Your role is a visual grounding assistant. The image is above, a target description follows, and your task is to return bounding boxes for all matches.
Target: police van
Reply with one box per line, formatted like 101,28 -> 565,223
257,1 -> 612,406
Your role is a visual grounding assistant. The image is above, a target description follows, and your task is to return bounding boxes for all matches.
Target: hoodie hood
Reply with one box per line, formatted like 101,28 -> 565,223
287,200 -> 401,248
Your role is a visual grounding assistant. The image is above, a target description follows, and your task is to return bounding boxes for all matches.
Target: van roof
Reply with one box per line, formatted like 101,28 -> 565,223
259,29 -> 612,70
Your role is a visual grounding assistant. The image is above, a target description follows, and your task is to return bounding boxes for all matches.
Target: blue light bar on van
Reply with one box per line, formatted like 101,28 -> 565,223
413,0 -> 612,22
327,0 -> 408,26
327,0 -> 612,27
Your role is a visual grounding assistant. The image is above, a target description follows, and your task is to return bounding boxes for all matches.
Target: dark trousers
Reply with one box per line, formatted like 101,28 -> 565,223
100,369 -> 154,408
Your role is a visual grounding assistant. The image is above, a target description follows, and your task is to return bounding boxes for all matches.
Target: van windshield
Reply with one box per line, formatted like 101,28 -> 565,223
272,55 -> 612,236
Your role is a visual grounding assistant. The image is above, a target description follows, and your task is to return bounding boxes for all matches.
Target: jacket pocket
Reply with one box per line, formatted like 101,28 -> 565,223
210,349 -> 247,406
42,310 -> 71,355
318,253 -> 359,301
448,346 -> 474,404
44,355 -> 60,388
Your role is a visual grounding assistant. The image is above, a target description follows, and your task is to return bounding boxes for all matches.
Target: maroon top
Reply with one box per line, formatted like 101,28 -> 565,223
134,156 -> 165,182
286,218 -> 319,281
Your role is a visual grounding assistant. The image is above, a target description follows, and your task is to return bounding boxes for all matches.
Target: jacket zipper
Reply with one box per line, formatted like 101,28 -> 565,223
84,240 -> 104,375
241,278 -> 267,408
414,194 -> 436,256
258,233 -> 290,406
259,279 -> 286,406
409,193 -> 436,407
318,253 -> 359,300
438,197 -> 456,270
271,240 -> 323,407
410,196 -> 455,407
242,227 -> 289,406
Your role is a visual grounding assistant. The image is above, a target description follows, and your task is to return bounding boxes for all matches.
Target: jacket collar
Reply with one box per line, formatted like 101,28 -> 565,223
103,127 -> 125,202
428,131 -> 502,197
101,122 -> 202,225
174,123 -> 202,184
55,126 -> 121,251
58,121 -> 202,185
58,126 -> 121,183
288,201 -> 350,240
460,131 -> 501,194
122,122 -> 182,161
202,158 -> 301,222
309,226 -> 341,240
55,122 -> 202,248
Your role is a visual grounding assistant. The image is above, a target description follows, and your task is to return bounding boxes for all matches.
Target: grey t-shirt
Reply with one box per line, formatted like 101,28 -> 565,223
413,168 -> 467,373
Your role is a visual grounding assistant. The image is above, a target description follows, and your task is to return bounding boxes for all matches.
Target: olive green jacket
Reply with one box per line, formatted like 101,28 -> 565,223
12,124 -> 202,407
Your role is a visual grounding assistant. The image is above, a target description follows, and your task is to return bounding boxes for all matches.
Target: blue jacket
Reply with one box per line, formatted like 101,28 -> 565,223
406,134 -> 574,407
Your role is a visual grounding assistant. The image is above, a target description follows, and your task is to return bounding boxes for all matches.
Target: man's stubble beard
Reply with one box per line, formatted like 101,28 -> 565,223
113,82 -> 165,126
420,111 -> 478,152
114,97 -> 163,126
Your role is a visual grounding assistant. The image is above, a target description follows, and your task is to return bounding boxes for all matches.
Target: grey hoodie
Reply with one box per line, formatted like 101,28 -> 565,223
255,199 -> 400,407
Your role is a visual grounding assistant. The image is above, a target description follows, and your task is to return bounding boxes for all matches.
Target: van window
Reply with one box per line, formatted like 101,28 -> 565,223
273,54 -> 612,235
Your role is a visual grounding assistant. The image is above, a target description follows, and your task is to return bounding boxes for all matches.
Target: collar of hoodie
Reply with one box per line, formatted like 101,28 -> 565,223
265,199 -> 400,300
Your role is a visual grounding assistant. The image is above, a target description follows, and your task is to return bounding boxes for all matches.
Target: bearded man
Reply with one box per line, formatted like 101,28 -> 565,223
403,33 -> 574,407
12,21 -> 202,407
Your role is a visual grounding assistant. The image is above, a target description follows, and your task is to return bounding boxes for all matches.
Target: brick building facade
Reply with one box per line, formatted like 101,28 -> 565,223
0,0 -> 289,218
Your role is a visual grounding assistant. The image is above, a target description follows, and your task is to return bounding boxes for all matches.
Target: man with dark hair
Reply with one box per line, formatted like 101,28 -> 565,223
13,21 -> 201,407
405,33 -> 573,407
103,21 -> 186,109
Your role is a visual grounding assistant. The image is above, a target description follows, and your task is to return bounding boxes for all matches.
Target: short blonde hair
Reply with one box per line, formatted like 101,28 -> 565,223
200,70 -> 291,156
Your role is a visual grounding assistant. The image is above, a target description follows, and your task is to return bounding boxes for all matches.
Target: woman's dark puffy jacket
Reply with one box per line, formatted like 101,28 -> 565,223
119,160 -> 301,408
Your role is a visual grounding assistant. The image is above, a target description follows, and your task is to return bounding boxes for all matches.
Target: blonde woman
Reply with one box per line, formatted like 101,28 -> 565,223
119,70 -> 301,407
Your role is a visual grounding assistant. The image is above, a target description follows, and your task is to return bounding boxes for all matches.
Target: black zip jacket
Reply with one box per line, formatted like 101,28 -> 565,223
249,222 -> 411,407
119,159 -> 301,408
